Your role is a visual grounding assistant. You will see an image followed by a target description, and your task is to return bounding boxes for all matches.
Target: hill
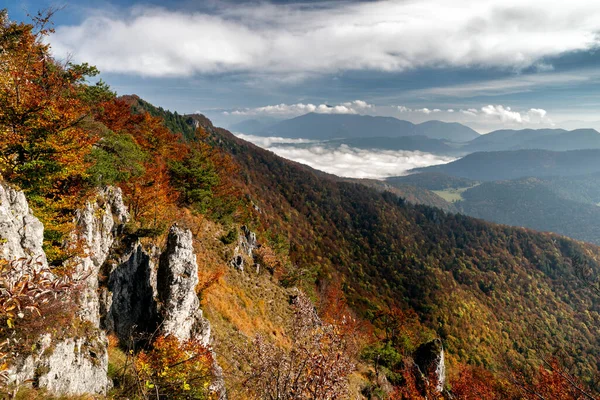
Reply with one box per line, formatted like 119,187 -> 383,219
413,149 -> 600,181
465,128 -> 600,152
458,177 -> 600,245
229,117 -> 279,134
257,113 -> 480,142
341,177 -> 458,212
188,113 -> 600,387
386,172 -> 478,190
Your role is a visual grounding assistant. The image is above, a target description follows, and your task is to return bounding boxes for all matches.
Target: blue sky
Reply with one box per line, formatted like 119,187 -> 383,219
6,0 -> 600,133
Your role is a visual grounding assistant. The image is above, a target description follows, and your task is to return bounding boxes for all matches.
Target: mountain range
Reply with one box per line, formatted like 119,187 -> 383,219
250,113 -> 481,142
412,149 -> 600,181
233,113 -> 600,156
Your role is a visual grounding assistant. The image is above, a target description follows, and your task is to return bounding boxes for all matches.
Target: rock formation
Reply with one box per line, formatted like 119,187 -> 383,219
104,242 -> 159,342
73,187 -> 129,327
158,225 -> 211,344
3,184 -> 113,395
230,225 -> 259,271
1,184 -> 224,397
413,338 -> 446,394
0,184 -> 46,266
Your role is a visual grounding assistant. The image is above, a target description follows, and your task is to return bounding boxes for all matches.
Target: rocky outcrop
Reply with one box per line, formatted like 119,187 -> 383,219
414,338 -> 446,393
1,183 -> 224,398
1,183 -> 113,395
74,186 -> 129,327
104,243 -> 159,343
157,225 -> 226,398
230,225 -> 259,272
0,183 -> 46,266
9,334 -> 110,396
158,225 -> 211,344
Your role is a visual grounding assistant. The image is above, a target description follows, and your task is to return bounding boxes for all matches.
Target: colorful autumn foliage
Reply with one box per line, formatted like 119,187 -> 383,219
236,293 -> 358,400
0,258 -> 78,382
134,335 -> 215,400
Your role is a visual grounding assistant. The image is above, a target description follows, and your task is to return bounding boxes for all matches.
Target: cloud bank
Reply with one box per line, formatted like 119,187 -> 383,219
226,100 -> 373,116
236,134 -> 455,179
51,0 -> 600,77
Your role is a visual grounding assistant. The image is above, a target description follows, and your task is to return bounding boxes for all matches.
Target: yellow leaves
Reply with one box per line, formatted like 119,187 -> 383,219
133,335 -> 214,399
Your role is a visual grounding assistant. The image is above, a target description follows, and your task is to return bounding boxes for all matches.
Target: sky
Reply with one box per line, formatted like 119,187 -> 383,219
6,0 -> 600,133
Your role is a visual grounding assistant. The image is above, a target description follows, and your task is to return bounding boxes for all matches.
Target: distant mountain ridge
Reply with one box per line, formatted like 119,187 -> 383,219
465,128 -> 600,152
255,113 -> 481,142
413,149 -> 600,181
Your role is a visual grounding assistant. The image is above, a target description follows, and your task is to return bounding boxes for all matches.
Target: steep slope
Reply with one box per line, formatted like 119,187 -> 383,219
413,149 -> 600,181
257,113 -> 479,142
189,114 -> 600,382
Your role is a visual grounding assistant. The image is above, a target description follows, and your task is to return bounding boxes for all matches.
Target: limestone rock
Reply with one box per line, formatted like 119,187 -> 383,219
0,183 -> 46,266
156,225 -> 226,398
414,338 -> 446,393
8,333 -> 111,396
157,225 -> 210,344
230,225 -> 259,271
73,186 -> 129,327
104,242 -> 159,342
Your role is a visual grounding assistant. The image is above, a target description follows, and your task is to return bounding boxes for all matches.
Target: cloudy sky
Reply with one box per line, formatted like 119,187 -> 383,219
8,0 -> 600,132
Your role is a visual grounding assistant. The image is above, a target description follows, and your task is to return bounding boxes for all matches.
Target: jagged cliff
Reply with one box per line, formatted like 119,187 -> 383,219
1,183 -> 225,397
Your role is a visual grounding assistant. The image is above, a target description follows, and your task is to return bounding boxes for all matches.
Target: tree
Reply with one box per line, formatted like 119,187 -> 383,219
0,10 -> 109,264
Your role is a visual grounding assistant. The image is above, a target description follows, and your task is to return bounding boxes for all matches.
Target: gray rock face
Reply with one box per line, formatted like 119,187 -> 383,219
104,243 -> 159,342
1,184 -> 224,398
0,184 -> 116,395
9,334 -> 111,396
156,225 -> 226,398
157,225 -> 211,344
73,186 -> 129,327
0,183 -> 46,266
414,338 -> 446,393
230,225 -> 259,272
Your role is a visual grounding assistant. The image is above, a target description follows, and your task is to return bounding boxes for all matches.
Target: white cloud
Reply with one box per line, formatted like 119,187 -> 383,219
234,134 -> 317,147
411,69 -> 599,98
235,134 -> 455,179
51,1 -> 600,77
397,106 -> 412,112
417,108 -> 432,114
528,108 -> 547,119
460,108 -> 478,116
475,105 -> 551,124
447,109 -> 455,113
481,105 -> 523,123
226,100 -> 374,116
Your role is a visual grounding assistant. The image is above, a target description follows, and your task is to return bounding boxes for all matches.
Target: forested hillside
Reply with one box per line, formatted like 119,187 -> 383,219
3,10 -> 600,400
191,111 -> 600,385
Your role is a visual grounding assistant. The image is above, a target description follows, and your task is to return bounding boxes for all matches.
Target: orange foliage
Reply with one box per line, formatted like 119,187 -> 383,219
521,358 -> 598,400
450,364 -> 503,399
95,99 -> 186,231
135,335 -> 214,399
